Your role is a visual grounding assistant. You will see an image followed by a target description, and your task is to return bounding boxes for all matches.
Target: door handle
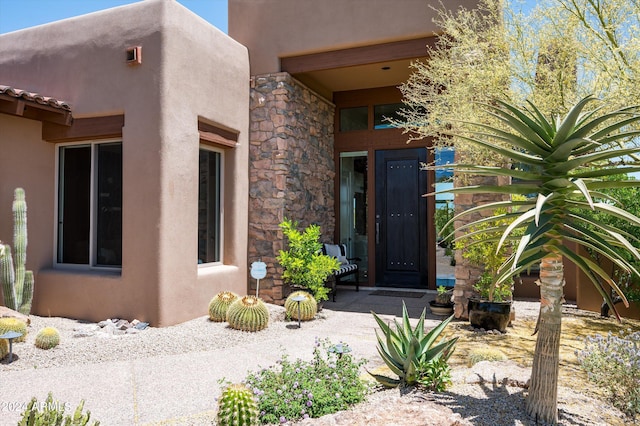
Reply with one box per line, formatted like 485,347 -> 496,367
376,222 -> 380,244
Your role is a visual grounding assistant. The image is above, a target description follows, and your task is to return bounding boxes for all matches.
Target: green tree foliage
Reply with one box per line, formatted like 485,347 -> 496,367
397,0 -> 640,165
579,174 -> 640,301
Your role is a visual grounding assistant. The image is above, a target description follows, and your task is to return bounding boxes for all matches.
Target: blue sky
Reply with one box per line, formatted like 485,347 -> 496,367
0,0 -> 228,34
0,0 -> 537,36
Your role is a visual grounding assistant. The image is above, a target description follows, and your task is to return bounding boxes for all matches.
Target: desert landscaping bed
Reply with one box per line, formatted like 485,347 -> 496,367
1,302 -> 635,425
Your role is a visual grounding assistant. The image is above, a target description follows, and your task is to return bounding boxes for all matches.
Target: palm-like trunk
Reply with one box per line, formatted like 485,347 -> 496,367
526,253 -> 564,424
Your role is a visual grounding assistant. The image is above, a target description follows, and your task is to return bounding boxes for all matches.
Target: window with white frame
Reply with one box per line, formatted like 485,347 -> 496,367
57,141 -> 122,267
198,146 -> 223,264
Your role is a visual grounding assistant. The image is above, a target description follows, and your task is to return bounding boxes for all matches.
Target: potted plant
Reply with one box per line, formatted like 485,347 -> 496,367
429,285 -> 454,316
455,207 -> 519,332
277,218 -> 341,305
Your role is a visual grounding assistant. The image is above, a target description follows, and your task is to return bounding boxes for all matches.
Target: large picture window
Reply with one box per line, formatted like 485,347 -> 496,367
57,142 -> 122,267
198,147 -> 223,264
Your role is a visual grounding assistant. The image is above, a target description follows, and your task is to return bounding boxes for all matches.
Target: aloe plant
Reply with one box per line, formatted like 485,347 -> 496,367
440,95 -> 640,423
368,302 -> 457,388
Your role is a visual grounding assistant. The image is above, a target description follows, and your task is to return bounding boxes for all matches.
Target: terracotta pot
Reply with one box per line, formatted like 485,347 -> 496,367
429,300 -> 454,316
468,298 -> 512,332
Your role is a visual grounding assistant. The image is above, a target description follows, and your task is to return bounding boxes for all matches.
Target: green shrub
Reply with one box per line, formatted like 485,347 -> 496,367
578,174 -> 640,303
368,302 -> 457,388
18,392 -> 99,425
244,338 -> 368,424
454,202 -> 526,302
277,218 -> 340,303
435,204 -> 455,248
576,330 -> 640,419
473,272 -> 513,302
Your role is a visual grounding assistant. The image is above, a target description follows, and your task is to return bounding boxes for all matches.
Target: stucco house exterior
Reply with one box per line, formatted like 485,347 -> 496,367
1,0 -> 636,325
0,0 -> 249,326
231,0 -> 478,304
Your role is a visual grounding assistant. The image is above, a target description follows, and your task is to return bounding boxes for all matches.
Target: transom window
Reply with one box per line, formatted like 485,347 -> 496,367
57,141 -> 122,267
373,103 -> 403,129
338,103 -> 404,131
198,146 -> 223,265
339,106 -> 368,131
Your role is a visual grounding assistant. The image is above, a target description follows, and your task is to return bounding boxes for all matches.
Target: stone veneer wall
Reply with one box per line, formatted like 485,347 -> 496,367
453,174 -> 510,319
248,72 -> 336,304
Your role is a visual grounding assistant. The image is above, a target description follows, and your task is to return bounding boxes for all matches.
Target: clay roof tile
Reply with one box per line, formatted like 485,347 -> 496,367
0,84 -> 71,111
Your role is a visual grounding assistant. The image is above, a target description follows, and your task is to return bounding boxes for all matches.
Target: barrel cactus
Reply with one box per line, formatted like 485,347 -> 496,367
0,317 -> 27,342
1,188 -> 34,315
35,326 -> 60,350
216,383 -> 259,426
285,290 -> 317,321
226,296 -> 269,332
0,338 -> 8,360
208,291 -> 239,322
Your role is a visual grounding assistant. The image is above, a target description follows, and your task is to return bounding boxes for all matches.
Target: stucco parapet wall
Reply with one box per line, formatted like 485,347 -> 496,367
229,0 -> 480,75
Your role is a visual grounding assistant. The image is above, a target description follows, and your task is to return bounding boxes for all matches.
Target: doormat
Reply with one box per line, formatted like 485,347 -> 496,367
369,290 -> 425,298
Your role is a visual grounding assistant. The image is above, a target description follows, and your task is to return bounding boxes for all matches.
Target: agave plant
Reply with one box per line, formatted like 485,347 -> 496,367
440,95 -> 640,423
368,302 -> 457,388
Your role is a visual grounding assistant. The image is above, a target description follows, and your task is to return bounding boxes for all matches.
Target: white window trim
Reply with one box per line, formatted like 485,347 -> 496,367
198,144 -> 224,268
54,139 -> 122,271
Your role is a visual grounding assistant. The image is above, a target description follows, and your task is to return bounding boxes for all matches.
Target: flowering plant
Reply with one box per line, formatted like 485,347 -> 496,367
244,338 -> 369,424
576,330 -> 640,419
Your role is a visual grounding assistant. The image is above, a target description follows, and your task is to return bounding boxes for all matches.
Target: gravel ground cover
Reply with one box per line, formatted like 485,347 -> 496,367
1,304 -> 295,372
0,300 -> 632,425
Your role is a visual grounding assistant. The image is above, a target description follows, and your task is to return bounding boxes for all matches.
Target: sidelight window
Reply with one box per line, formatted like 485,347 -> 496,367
198,147 -> 223,265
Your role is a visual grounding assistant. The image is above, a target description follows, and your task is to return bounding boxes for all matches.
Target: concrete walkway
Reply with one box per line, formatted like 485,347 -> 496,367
1,288 -> 447,426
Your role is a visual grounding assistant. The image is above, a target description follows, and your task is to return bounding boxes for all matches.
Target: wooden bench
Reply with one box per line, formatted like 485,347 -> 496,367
322,243 -> 359,302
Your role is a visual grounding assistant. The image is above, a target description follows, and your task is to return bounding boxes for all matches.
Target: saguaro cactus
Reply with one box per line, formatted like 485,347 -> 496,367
1,188 -> 34,315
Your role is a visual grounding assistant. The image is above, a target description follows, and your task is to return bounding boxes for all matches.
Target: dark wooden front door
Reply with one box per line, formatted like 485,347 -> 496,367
375,148 -> 428,287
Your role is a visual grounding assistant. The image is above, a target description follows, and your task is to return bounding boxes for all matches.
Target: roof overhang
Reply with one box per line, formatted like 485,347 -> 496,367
280,36 -> 436,96
0,85 -> 73,126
